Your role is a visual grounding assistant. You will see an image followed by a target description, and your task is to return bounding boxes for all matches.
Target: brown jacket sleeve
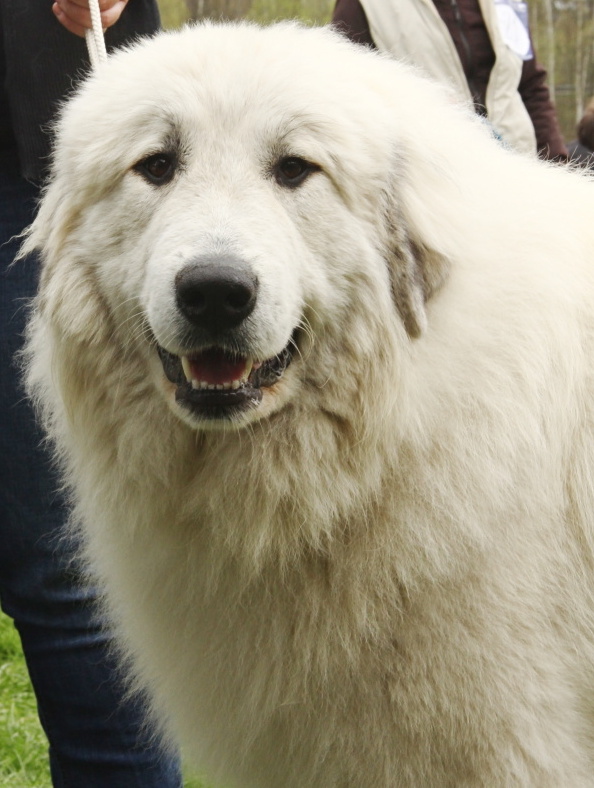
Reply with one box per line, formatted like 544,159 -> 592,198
518,53 -> 568,161
332,0 -> 375,48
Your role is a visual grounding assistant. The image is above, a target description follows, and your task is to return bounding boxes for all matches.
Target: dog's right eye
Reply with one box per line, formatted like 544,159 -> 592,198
274,156 -> 320,188
134,153 -> 176,185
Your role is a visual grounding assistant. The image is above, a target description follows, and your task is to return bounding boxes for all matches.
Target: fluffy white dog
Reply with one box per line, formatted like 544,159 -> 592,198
23,21 -> 594,787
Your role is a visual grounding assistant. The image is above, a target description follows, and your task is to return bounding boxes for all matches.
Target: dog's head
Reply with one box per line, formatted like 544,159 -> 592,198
26,22 -> 495,431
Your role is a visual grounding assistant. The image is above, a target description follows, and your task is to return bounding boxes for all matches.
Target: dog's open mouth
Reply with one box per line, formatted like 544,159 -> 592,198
157,341 -> 294,420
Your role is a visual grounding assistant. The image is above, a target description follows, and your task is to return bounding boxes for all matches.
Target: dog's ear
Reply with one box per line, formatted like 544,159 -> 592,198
19,182 -> 112,346
386,202 -> 450,338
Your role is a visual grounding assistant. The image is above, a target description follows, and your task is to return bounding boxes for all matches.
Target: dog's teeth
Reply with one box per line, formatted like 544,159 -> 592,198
191,379 -> 243,390
182,356 -> 254,390
181,356 -> 193,383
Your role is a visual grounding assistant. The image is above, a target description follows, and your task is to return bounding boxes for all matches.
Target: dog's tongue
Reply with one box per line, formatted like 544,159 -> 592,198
187,348 -> 250,385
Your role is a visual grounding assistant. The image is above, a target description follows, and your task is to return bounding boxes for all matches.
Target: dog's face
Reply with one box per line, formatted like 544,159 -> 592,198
134,89 -> 337,428
31,23 -> 457,430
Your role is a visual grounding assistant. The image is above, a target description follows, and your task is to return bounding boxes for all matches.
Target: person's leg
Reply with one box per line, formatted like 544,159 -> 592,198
0,152 -> 182,788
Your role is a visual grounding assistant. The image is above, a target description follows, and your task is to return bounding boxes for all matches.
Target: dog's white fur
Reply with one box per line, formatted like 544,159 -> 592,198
23,21 -> 594,787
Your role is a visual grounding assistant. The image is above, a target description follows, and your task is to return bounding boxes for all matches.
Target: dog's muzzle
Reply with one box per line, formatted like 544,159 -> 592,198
155,257 -> 296,421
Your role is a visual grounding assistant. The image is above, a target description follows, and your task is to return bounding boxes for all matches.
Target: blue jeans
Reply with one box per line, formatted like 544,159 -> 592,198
0,151 -> 183,788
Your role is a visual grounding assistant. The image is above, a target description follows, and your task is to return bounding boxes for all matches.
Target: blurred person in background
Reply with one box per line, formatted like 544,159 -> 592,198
568,97 -> 594,169
0,0 -> 182,785
332,0 -> 568,161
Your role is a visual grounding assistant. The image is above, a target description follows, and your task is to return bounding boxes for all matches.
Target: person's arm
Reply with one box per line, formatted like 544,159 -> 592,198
331,0 -> 376,48
518,52 -> 568,161
53,0 -> 130,37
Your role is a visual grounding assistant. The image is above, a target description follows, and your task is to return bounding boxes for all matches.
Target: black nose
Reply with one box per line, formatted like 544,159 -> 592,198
175,258 -> 258,331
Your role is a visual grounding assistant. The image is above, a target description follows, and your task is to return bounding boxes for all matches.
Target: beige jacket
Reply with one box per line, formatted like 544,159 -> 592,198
360,0 -> 537,155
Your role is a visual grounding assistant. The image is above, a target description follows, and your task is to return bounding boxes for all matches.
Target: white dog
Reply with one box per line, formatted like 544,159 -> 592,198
23,21 -> 594,787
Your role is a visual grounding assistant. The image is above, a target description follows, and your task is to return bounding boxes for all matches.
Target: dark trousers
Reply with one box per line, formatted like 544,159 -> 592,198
0,151 -> 182,788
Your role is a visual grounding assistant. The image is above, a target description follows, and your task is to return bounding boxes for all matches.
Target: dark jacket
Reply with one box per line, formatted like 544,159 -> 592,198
0,0 -> 160,183
332,0 -> 567,161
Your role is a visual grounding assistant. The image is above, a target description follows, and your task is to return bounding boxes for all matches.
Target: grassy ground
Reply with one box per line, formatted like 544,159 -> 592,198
0,611 -> 214,788
159,0 -> 333,28
0,612 -> 49,787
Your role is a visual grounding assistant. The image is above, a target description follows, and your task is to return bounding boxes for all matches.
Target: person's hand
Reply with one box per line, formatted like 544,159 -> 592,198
52,0 -> 129,37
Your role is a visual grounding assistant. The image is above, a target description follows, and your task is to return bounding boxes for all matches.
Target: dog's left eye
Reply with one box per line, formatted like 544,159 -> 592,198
275,156 -> 320,188
134,153 -> 176,185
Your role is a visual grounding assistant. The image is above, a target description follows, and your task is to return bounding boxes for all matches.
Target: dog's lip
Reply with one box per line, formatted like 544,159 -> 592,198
156,339 -> 295,419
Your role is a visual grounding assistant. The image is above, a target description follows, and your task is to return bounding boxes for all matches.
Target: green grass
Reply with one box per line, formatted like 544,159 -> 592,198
247,0 -> 332,25
0,611 -> 215,788
0,613 -> 50,787
158,0 -> 333,29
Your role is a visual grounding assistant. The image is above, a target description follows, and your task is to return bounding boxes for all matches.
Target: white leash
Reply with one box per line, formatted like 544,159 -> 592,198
85,0 -> 108,70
